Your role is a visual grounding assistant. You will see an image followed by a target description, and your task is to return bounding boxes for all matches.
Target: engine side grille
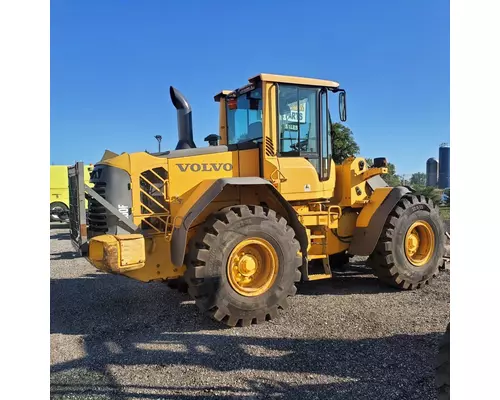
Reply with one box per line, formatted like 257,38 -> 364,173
139,167 -> 169,233
88,182 -> 108,233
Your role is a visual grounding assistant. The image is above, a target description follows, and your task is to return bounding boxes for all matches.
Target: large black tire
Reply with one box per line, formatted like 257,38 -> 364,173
184,205 -> 302,327
50,201 -> 69,222
436,323 -> 450,400
368,194 -> 445,289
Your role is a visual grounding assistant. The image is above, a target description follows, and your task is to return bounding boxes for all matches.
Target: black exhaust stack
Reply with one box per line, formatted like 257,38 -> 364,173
170,86 -> 196,150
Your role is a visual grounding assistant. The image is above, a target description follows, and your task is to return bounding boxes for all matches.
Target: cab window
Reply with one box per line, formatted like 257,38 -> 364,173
278,85 -> 320,157
277,84 -> 331,181
226,86 -> 263,145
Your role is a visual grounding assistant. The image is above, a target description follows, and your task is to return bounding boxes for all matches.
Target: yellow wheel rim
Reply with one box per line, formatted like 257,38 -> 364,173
404,220 -> 435,266
227,237 -> 278,297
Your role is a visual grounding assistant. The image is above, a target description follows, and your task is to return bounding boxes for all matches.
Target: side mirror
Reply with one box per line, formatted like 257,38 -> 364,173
339,91 -> 347,122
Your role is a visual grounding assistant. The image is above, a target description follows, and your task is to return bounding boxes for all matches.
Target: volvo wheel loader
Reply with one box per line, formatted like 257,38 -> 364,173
68,73 -> 446,327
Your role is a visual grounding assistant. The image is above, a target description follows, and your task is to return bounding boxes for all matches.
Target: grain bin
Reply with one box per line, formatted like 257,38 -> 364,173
426,158 -> 439,187
438,143 -> 450,189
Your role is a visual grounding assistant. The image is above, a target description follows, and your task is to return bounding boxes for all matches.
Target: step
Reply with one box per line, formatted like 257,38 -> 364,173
308,254 -> 327,260
309,235 -> 326,239
306,273 -> 332,281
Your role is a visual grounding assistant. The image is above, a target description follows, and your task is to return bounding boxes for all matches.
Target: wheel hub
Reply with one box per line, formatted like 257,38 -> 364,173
404,220 -> 435,267
406,233 -> 420,256
237,254 -> 258,276
227,237 -> 278,297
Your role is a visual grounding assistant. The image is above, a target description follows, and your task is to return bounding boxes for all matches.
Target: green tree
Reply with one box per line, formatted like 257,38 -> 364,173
331,122 -> 360,164
331,124 -> 401,186
383,169 -> 402,187
412,185 -> 442,204
410,172 -> 426,186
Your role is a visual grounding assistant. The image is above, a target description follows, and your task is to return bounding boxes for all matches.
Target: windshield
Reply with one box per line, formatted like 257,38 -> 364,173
226,86 -> 263,145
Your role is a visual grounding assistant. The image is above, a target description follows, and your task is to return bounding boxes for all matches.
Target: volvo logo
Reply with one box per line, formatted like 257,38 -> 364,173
176,163 -> 233,172
117,204 -> 130,219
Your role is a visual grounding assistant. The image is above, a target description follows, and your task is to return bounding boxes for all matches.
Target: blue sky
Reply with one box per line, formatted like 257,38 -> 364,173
51,0 -> 449,176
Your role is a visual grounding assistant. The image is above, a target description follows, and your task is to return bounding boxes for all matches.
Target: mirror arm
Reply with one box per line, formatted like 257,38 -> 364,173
329,87 -> 345,94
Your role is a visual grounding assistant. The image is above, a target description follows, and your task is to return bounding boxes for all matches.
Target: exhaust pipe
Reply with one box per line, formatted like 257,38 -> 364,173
169,86 -> 196,150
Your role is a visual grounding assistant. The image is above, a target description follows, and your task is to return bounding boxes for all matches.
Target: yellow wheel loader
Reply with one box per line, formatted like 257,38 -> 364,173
68,73 -> 446,327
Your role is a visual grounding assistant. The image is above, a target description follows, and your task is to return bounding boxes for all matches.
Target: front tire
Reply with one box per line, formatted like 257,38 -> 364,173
185,205 -> 302,327
368,194 -> 445,289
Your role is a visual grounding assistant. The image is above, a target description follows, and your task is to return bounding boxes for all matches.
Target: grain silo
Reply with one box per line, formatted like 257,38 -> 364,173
438,143 -> 450,189
426,157 -> 439,187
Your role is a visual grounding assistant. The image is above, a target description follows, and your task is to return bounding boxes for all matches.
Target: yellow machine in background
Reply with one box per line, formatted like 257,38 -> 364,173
50,164 -> 92,221
68,73 -> 446,327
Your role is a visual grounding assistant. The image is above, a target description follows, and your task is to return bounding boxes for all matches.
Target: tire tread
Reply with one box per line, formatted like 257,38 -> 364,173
185,205 -> 302,327
368,194 -> 444,289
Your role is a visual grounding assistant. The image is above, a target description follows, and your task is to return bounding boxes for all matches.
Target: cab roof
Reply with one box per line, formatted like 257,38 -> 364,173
214,73 -> 340,102
250,73 -> 339,88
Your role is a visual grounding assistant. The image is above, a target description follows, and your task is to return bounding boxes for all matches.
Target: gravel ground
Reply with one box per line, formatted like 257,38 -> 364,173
50,228 -> 450,400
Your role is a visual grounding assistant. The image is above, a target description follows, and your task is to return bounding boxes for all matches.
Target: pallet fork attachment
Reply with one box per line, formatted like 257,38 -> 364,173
68,162 -> 88,254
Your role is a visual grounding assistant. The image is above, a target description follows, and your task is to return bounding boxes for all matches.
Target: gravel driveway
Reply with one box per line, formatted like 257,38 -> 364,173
50,228 -> 450,399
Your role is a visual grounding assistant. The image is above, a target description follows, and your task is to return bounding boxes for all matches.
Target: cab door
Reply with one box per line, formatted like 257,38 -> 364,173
275,84 -> 332,201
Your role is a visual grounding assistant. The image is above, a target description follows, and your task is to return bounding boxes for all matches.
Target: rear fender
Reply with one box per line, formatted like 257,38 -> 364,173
348,186 -> 410,256
170,177 -> 308,267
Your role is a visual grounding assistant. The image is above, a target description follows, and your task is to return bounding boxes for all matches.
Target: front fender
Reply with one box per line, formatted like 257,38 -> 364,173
348,186 -> 410,256
170,177 -> 308,267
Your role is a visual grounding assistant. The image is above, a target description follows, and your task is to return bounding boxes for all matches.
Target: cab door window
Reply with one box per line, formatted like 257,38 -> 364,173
320,89 -> 331,180
278,84 -> 332,180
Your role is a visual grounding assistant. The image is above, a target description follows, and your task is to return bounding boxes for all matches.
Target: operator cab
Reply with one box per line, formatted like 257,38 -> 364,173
217,73 -> 346,197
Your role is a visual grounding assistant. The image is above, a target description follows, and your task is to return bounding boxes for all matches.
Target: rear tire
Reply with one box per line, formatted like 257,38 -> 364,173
436,323 -> 450,400
185,205 -> 302,327
368,194 -> 445,289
